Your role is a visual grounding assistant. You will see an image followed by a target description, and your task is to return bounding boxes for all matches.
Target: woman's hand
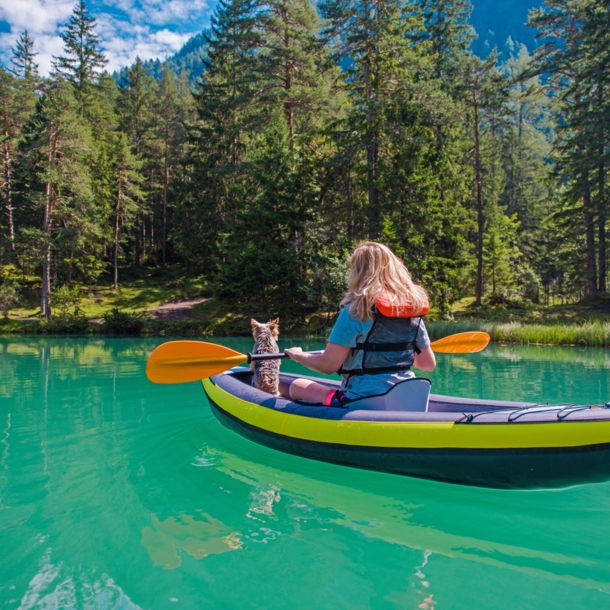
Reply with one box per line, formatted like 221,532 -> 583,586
284,347 -> 305,363
285,343 -> 351,375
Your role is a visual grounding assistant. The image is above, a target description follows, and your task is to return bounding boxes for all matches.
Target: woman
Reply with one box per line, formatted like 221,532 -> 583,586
284,242 -> 436,405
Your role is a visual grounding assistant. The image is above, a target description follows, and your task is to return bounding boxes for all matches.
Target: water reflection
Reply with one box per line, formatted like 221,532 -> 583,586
1,337 -> 610,610
198,443 -> 610,592
141,512 -> 242,569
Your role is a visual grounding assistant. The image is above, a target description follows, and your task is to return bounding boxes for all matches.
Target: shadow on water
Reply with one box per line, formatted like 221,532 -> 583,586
1,337 -> 610,610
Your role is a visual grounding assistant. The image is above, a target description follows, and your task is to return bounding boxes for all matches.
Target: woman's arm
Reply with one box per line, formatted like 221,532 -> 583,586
284,342 -> 351,375
414,346 -> 436,371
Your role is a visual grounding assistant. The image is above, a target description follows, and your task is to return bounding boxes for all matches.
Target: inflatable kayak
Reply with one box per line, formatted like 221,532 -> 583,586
202,368 -> 610,489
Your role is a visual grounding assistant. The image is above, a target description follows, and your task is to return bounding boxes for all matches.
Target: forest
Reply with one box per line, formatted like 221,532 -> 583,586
0,0 -> 609,323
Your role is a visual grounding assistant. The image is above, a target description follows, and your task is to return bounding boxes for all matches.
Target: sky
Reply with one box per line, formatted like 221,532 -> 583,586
0,0 -> 216,74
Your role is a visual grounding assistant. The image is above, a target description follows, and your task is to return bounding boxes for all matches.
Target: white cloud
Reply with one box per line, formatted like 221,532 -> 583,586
0,0 -> 212,74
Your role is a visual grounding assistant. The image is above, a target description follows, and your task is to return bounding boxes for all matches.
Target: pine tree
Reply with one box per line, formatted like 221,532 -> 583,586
502,43 -> 555,299
11,30 -> 39,81
52,0 -> 107,96
213,119 -> 321,317
528,0 -> 602,298
483,212 -> 520,297
0,33 -> 40,259
459,51 -> 508,305
420,0 -> 474,82
117,57 -> 156,266
181,0 -> 261,272
153,66 -> 183,266
321,0 -> 427,239
109,133 -> 144,289
19,81 -> 98,319
254,0 -> 330,147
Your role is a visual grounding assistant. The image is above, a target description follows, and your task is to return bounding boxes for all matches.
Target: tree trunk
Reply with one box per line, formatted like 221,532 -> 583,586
584,177 -> 597,298
41,134 -> 57,321
42,182 -> 53,321
283,23 -> 294,148
3,135 -> 15,256
473,88 -> 484,307
135,214 -> 141,267
114,171 -> 122,290
363,1 -> 380,240
598,85 -> 606,293
162,124 -> 169,267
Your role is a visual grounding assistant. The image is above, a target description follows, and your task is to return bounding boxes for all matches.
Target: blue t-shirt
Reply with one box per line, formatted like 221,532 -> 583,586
328,306 -> 430,399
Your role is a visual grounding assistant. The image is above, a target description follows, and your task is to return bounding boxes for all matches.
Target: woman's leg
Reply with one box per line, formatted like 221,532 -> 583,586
278,377 -> 293,399
289,378 -> 334,403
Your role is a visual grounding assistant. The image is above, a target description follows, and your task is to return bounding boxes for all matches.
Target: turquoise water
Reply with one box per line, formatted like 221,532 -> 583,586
1,337 -> 610,610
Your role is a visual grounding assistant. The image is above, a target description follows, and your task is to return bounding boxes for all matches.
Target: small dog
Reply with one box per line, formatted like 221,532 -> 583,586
251,318 -> 280,396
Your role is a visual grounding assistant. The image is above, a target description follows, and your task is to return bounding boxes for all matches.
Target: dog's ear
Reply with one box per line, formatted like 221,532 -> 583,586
251,318 -> 261,329
268,318 -> 279,339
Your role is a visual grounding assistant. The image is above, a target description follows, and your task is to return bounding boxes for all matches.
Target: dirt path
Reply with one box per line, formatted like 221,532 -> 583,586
147,296 -> 210,321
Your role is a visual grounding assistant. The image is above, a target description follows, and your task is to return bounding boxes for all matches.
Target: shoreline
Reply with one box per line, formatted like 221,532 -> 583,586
2,318 -> 610,348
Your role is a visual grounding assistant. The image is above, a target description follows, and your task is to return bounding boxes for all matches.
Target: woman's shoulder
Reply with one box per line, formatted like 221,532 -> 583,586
337,304 -> 369,324
329,305 -> 372,345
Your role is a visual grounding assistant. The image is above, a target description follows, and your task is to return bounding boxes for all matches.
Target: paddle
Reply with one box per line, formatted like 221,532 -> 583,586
146,331 -> 490,384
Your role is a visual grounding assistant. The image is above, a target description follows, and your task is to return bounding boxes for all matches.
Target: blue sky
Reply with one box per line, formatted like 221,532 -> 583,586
0,0 -> 216,74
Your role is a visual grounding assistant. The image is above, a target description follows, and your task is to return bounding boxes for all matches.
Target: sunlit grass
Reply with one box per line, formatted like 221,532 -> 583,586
427,321 -> 610,348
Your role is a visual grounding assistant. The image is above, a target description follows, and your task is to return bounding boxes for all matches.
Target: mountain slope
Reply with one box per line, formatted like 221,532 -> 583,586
115,0 -> 543,84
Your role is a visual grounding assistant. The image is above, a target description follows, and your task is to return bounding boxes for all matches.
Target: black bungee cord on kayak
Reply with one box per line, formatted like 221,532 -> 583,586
457,403 -> 610,424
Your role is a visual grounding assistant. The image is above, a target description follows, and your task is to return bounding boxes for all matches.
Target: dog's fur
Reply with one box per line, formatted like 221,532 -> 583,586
251,318 -> 280,396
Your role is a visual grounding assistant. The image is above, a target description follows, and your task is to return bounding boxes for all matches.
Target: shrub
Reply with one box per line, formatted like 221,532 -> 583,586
0,283 -> 19,318
102,308 -> 145,335
52,285 -> 82,320
39,315 -> 91,335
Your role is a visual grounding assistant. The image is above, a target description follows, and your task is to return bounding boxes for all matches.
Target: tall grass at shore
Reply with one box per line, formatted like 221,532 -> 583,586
427,321 -> 610,348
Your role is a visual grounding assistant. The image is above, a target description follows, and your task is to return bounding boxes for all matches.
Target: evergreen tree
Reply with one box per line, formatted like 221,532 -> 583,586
117,57 -> 156,266
18,81 -> 100,319
459,51 -> 508,305
213,120 -> 321,316
255,0 -> 330,147
53,0 -> 107,95
109,133 -> 144,289
153,66 -> 187,266
420,0 -> 474,82
528,0 -> 605,298
10,30 -> 39,81
0,34 -> 40,259
483,210 -> 520,297
181,0 -> 261,272
321,0 -> 434,239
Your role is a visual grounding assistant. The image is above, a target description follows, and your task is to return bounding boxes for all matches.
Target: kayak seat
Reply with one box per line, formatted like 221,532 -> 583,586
346,378 -> 431,412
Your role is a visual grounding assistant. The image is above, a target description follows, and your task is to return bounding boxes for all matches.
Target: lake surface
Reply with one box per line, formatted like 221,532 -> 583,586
1,337 -> 609,609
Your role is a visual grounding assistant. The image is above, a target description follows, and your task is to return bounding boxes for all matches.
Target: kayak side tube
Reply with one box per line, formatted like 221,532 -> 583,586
202,371 -> 610,489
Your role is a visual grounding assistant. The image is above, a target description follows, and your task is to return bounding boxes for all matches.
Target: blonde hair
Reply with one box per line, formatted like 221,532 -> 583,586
340,242 -> 429,321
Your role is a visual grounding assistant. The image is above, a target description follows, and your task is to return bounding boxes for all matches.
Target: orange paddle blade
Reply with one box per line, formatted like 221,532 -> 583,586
146,341 -> 248,384
430,331 -> 490,354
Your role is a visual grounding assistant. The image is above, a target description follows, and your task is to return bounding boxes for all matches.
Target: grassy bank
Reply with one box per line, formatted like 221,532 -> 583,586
426,321 -> 610,348
3,267 -> 610,346
4,313 -> 610,348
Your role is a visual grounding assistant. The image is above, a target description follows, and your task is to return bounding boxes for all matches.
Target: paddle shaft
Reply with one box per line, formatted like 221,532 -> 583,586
249,350 -> 324,362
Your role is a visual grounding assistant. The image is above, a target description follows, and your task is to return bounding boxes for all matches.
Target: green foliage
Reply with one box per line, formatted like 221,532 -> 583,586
52,0 -> 107,94
1,0 -> 609,325
102,307 -> 145,335
0,283 -> 19,317
52,284 -> 82,320
38,316 -> 91,335
483,212 -> 520,296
